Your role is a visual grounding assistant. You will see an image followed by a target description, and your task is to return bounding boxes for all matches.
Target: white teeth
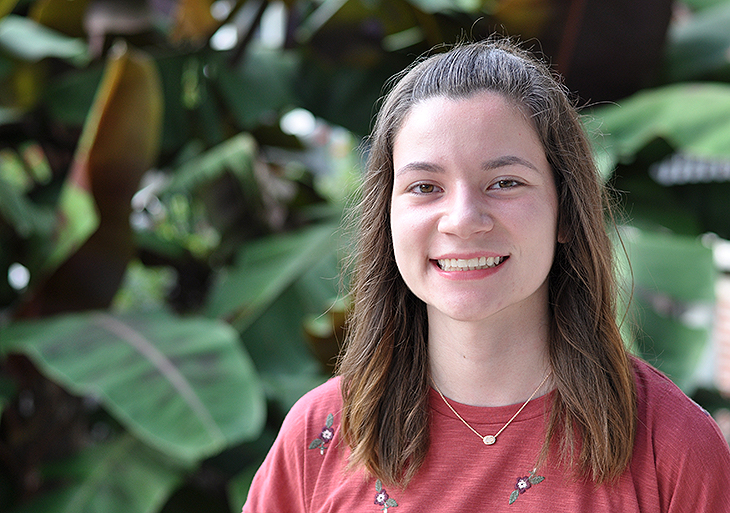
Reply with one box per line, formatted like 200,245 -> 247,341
437,256 -> 505,271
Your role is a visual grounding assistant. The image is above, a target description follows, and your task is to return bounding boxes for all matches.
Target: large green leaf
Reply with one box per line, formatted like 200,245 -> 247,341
620,227 -> 715,391
593,83 -> 730,170
9,434 -> 183,513
0,311 -> 266,464
206,222 -> 340,331
169,133 -> 257,192
0,14 -> 89,65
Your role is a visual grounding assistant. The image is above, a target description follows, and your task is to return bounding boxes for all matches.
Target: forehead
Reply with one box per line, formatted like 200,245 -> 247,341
392,92 -> 547,170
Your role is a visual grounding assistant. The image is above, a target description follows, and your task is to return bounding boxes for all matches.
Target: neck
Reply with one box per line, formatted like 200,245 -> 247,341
428,306 -> 552,407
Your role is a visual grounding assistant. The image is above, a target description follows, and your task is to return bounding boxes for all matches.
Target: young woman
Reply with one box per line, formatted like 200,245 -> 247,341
242,39 -> 730,511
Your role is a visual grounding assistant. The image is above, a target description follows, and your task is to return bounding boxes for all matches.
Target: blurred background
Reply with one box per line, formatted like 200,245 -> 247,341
1,0 -> 730,511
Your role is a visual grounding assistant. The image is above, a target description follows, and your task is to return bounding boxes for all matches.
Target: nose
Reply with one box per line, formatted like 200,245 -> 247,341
437,186 -> 494,238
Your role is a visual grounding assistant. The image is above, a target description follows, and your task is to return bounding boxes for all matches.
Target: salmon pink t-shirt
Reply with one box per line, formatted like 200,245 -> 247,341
242,358 -> 730,512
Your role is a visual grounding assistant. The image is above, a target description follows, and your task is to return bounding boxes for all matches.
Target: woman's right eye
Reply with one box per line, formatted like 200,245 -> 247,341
412,183 -> 437,194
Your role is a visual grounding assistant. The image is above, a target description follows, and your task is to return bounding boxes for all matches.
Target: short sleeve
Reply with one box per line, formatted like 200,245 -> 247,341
639,363 -> 730,512
242,400 -> 309,512
241,377 -> 343,513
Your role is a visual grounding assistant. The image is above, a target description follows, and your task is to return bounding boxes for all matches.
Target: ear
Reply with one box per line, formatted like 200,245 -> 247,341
557,219 -> 569,244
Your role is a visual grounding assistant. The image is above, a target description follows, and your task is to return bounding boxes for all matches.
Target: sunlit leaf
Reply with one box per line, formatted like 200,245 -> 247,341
1,311 -> 266,463
593,83 -> 730,169
9,434 -> 184,513
0,14 -> 89,65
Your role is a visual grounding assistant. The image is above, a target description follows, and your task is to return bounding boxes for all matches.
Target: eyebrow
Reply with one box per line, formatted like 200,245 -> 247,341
394,155 -> 538,176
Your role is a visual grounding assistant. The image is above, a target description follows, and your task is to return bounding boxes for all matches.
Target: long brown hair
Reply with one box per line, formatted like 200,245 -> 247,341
337,38 -> 636,487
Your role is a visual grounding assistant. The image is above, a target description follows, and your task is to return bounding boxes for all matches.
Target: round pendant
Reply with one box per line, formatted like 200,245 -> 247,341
483,435 -> 496,445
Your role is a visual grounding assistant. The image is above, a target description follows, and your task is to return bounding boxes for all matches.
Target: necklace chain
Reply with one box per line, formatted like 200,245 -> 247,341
433,372 -> 552,445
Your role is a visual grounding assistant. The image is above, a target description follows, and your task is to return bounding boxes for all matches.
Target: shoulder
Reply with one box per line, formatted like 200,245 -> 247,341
632,357 -> 715,431
278,376 -> 344,447
242,377 -> 345,512
286,376 -> 343,423
631,356 -> 730,473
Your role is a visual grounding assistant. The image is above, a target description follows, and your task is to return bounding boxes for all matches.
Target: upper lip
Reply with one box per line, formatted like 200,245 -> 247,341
432,252 -> 506,260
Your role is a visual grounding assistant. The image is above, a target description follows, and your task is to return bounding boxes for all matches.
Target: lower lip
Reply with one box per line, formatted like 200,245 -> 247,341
431,259 -> 506,280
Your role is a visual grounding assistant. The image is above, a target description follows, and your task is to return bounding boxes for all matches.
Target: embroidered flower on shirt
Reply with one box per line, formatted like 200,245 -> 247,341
308,413 -> 335,455
374,479 -> 398,511
508,469 -> 545,505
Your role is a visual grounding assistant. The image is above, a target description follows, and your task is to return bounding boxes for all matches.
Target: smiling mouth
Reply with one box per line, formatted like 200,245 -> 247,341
436,256 -> 507,271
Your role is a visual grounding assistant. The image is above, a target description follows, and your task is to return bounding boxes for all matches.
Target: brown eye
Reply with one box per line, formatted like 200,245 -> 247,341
493,179 -> 520,189
417,183 -> 435,193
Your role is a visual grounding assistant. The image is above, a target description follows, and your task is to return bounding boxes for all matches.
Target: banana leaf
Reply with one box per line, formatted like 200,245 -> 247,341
0,311 -> 266,464
206,222 -> 340,331
620,227 -> 716,392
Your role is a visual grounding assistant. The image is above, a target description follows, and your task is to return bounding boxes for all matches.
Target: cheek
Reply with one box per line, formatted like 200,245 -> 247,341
389,203 -> 426,275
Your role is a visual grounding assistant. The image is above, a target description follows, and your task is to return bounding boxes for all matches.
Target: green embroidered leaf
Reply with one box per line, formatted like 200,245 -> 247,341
375,479 -> 382,492
308,439 -> 323,450
385,498 -> 398,507
529,475 -> 545,485
509,490 -> 519,505
326,413 -> 334,428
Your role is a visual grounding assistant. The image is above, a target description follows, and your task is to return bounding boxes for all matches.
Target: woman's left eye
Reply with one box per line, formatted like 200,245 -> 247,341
490,179 -> 521,190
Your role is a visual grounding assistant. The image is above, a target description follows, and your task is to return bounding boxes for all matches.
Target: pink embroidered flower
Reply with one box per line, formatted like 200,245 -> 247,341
308,414 -> 335,455
515,476 -> 532,494
373,479 -> 398,511
374,489 -> 389,505
320,426 -> 334,442
508,469 -> 545,505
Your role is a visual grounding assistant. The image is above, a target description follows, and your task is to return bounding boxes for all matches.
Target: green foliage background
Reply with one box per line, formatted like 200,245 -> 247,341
0,0 -> 729,511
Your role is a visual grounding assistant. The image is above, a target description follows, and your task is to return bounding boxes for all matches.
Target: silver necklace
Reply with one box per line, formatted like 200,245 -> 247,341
433,372 -> 552,445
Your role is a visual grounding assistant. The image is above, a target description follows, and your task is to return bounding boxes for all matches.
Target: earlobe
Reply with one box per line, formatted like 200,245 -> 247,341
557,223 -> 569,244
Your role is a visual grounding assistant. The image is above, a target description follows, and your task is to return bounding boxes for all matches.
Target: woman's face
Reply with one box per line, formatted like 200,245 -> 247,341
389,92 -> 559,326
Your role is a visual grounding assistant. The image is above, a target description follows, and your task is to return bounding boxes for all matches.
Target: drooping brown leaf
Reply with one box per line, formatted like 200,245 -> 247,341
20,41 -> 163,316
